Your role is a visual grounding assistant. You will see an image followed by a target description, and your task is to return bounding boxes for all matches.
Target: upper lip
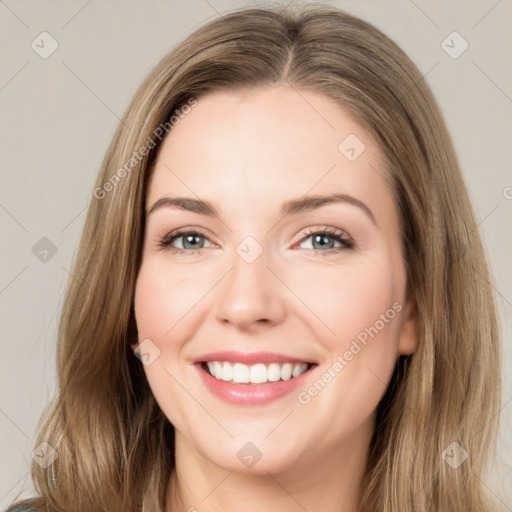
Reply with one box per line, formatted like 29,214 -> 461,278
192,351 -> 316,365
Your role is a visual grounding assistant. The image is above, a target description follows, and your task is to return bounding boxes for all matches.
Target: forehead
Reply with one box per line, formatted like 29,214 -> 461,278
147,85 -> 395,226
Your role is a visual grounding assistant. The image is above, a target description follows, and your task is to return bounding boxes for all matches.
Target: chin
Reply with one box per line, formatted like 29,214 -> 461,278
194,434 -> 303,475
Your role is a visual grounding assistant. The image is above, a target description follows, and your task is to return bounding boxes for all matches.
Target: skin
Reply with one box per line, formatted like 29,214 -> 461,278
133,84 -> 418,512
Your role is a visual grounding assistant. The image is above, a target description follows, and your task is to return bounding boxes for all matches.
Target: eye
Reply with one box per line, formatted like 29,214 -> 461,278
159,227 -> 214,254
157,226 -> 355,256
295,227 -> 355,254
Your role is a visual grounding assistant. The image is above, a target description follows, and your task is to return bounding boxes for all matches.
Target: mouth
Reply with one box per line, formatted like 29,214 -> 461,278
193,351 -> 318,405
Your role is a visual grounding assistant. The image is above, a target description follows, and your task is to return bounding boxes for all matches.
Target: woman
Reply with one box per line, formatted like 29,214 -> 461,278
7,4 -> 502,512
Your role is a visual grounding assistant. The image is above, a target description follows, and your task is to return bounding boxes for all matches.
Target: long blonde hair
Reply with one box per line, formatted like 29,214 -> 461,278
11,4 -> 502,511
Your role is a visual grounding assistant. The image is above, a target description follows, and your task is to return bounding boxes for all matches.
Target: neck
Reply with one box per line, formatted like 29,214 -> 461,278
165,417 -> 374,512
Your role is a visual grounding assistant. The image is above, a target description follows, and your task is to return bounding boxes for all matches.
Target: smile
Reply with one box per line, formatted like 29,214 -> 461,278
203,361 -> 311,384
193,351 -> 318,405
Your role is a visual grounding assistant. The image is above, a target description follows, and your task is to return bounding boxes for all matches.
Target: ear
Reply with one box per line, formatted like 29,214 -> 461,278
397,296 -> 418,356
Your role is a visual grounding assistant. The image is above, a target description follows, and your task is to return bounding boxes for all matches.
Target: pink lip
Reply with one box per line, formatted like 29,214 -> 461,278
192,350 -> 315,365
194,360 -> 316,406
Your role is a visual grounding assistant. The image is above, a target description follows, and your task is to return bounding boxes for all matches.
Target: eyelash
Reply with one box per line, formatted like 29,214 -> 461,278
158,226 -> 355,256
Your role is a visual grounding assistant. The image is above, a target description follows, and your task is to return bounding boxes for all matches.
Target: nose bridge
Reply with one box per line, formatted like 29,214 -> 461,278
214,234 -> 285,328
227,234 -> 272,299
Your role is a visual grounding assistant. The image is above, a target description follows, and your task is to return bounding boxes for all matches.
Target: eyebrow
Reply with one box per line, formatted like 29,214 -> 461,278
147,193 -> 377,226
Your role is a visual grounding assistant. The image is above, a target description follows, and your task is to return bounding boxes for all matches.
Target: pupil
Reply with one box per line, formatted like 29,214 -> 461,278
184,234 -> 202,249
314,234 -> 333,250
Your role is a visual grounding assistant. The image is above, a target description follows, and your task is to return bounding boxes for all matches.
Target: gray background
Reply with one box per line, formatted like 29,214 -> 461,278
1,0 -> 511,508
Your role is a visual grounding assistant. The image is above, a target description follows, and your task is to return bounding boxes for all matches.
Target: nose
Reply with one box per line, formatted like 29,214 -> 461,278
214,245 -> 286,331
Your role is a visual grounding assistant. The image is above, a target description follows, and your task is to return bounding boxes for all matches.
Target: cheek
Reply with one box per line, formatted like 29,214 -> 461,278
293,254 -> 402,348
133,262 -> 201,432
134,266 -> 171,337
134,260 -> 202,341
292,258 -> 405,430
291,254 -> 404,409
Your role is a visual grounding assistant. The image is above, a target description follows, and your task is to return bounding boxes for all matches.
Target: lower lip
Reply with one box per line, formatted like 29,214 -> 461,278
196,363 -> 315,405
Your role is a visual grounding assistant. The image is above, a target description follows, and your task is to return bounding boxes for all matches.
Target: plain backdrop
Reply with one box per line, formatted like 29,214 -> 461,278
1,0 -> 511,509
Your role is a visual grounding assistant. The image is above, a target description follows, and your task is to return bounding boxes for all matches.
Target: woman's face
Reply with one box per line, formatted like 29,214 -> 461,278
134,85 -> 417,474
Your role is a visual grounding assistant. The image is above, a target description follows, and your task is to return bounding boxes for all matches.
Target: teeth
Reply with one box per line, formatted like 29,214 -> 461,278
292,363 -> 305,377
205,361 -> 309,384
213,361 -> 222,379
250,363 -> 267,384
221,361 -> 233,381
281,363 -> 292,380
232,363 -> 249,383
267,363 -> 281,382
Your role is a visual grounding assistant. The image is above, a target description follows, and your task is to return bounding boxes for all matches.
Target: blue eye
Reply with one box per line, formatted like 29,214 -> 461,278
158,226 -> 355,255
297,227 -> 355,254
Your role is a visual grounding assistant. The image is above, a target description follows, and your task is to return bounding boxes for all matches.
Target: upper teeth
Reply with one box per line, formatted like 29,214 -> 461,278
206,361 -> 309,384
